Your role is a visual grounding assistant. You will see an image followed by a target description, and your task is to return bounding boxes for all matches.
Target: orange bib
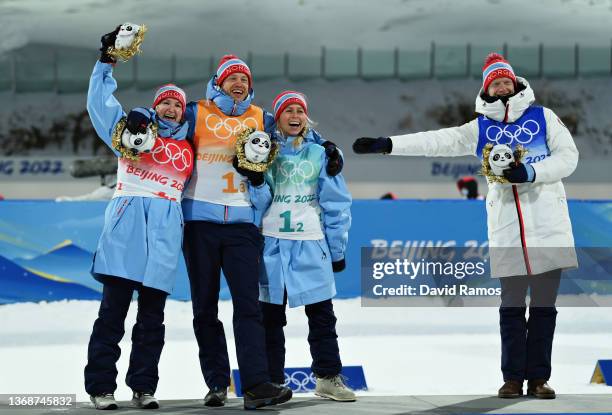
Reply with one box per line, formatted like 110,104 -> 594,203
183,100 -> 264,206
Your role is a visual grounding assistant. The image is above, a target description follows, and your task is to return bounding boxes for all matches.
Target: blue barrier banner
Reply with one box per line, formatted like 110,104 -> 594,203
0,200 -> 611,304
0,158 -> 72,180
231,366 -> 367,396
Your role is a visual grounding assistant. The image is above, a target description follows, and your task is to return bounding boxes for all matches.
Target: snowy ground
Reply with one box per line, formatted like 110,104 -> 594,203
0,299 -> 611,401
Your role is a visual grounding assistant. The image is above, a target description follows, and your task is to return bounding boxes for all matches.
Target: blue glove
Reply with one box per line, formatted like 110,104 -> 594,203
503,162 -> 535,183
352,137 -> 392,154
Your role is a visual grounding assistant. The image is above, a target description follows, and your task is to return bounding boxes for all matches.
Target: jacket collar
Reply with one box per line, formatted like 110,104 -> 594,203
475,77 -> 535,122
274,128 -> 313,154
205,77 -> 254,116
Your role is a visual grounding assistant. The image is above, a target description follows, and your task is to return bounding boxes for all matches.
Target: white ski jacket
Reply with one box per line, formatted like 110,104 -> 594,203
390,78 -> 578,277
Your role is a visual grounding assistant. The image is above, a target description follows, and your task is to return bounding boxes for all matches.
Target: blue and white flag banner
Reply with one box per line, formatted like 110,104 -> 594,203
0,200 -> 611,304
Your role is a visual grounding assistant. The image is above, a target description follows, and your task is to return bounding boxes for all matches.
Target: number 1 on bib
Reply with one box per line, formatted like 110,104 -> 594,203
222,172 -> 246,193
279,210 -> 304,233
279,210 -> 295,232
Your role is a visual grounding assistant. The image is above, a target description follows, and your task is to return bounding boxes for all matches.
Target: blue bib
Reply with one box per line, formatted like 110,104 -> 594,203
476,106 -> 550,165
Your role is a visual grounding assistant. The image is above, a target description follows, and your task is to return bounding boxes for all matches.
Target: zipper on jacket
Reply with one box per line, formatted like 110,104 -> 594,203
511,184 -> 532,275
316,240 -> 327,261
503,103 -> 509,123
224,205 -> 229,223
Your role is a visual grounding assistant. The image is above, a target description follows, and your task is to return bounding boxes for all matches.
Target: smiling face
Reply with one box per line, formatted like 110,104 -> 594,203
487,77 -> 515,98
277,104 -> 307,136
154,98 -> 183,122
221,73 -> 249,101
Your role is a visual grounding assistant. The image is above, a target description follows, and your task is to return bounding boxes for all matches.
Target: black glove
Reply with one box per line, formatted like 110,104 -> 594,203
99,26 -> 120,64
232,156 -> 264,186
321,140 -> 344,176
332,258 -> 346,273
125,109 -> 151,135
503,162 -> 535,184
352,137 -> 392,154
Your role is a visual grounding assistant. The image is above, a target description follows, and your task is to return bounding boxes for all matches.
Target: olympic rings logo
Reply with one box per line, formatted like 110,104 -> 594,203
205,114 -> 258,140
283,371 -> 317,392
151,138 -> 192,172
485,119 -> 540,145
276,160 -> 315,185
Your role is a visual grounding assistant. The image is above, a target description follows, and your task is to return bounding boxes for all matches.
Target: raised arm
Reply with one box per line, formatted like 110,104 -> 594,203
86,61 -> 125,155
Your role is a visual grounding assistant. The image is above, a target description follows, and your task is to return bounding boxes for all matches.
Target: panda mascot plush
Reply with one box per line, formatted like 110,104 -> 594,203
107,22 -> 147,62
244,131 -> 272,163
235,129 -> 279,173
481,143 -> 527,184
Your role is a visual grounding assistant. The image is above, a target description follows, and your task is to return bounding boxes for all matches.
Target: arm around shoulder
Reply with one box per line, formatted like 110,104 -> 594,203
184,101 -> 198,140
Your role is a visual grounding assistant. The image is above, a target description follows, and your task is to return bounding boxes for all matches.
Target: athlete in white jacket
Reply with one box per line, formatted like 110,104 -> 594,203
353,53 -> 578,399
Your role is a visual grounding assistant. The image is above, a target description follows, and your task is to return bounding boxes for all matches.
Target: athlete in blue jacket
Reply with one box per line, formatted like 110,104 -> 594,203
84,27 -> 193,410
239,91 -> 355,402
179,55 -> 293,409
180,54 -> 345,409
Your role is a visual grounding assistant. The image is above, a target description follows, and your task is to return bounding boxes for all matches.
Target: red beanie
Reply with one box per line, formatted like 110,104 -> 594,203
216,54 -> 252,88
272,91 -> 308,121
152,84 -> 186,113
482,53 -> 516,92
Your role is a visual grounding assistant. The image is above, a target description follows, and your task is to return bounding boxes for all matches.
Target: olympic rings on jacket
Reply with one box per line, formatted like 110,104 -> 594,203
151,138 -> 192,172
205,114 -> 258,140
276,160 -> 315,185
485,119 -> 541,145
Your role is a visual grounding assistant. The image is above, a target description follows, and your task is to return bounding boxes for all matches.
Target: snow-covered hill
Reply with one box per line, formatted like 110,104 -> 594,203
2,0 -> 612,57
1,0 -> 611,199
1,75 -> 611,159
